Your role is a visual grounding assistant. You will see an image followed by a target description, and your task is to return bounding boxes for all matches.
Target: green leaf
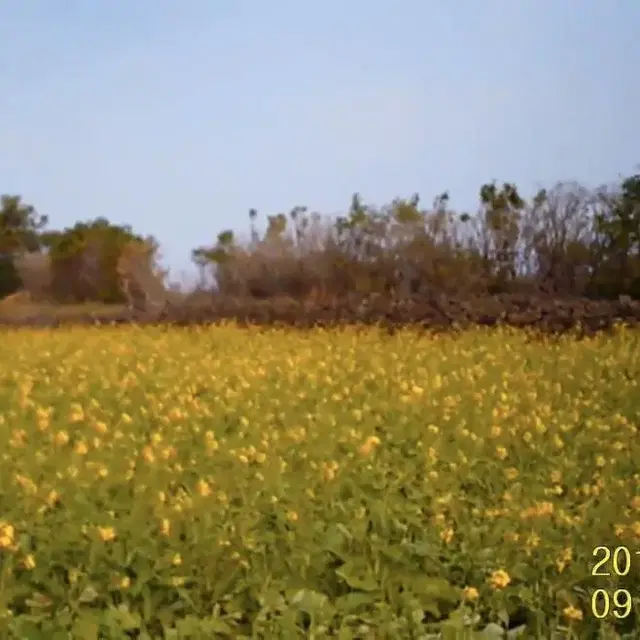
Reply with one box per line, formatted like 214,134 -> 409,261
378,545 -> 406,563
105,604 -> 141,631
201,617 -> 236,636
9,619 -> 48,640
257,588 -> 287,613
320,524 -> 349,558
481,622 -> 506,638
334,592 -> 379,613
78,585 -> 99,604
496,608 -> 509,627
72,615 -> 99,640
335,560 -> 379,591
289,588 -> 333,617
407,541 -> 435,557
409,576 -> 460,605
25,593 -> 54,609
175,615 -> 203,637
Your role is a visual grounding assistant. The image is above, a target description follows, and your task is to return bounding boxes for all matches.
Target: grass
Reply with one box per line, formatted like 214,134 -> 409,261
0,298 -> 126,321
0,323 -> 638,639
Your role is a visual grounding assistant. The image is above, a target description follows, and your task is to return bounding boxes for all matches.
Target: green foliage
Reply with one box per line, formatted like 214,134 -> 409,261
0,195 -> 47,255
0,195 -> 47,297
594,174 -> 640,298
2,167 -> 640,304
0,253 -> 22,298
191,171 -> 640,301
45,218 -> 149,304
0,324 -> 638,637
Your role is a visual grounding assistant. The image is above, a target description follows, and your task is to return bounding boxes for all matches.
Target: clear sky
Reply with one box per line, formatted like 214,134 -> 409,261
1,1 -> 638,279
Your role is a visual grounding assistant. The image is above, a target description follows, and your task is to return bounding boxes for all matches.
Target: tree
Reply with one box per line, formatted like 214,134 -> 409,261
594,173 -> 640,297
0,195 -> 47,254
0,195 -> 48,297
46,218 -> 153,303
479,182 -> 525,290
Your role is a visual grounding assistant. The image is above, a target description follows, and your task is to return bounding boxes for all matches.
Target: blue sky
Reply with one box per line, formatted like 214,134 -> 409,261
1,1 -> 638,280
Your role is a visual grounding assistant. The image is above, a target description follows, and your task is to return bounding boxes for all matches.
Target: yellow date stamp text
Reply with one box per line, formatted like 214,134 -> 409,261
589,546 -> 639,620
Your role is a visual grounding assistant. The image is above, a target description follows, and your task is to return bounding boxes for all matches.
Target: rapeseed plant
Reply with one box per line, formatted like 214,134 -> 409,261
0,323 -> 636,637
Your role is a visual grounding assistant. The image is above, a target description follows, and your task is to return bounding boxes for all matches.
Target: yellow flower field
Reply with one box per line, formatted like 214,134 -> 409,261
0,323 -> 638,638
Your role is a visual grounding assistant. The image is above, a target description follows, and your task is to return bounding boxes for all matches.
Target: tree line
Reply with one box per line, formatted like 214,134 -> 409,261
1,171 -> 639,306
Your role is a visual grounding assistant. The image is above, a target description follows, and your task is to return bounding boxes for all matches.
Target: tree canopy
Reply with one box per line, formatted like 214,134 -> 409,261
1,169 -> 639,304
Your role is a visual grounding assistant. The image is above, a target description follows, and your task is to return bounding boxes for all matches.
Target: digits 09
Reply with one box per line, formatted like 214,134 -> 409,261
591,589 -> 632,619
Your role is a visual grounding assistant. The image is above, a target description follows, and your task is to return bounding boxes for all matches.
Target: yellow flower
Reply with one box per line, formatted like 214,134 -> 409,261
0,521 -> 15,549
119,576 -> 131,589
46,490 -> 60,507
36,407 -> 51,431
495,446 -> 508,460
54,430 -> 69,446
562,605 -> 583,621
323,467 -> 336,481
15,474 -> 37,494
92,421 -> 108,434
286,510 -> 299,523
74,441 -> 89,455
160,518 -> 171,536
462,586 -> 479,601
68,403 -> 85,422
520,501 -> 554,519
172,553 -> 182,566
504,467 -> 519,480
204,431 -> 219,452
359,435 -> 381,456
524,532 -> 540,555
556,547 -> 573,573
22,555 -> 36,570
196,479 -> 212,497
440,527 -> 454,544
97,526 -> 116,542
488,569 -> 511,589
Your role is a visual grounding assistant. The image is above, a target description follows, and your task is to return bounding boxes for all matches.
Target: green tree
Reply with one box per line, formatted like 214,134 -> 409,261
595,173 -> 640,297
0,195 -> 48,297
45,218 -> 149,303
479,182 -> 525,290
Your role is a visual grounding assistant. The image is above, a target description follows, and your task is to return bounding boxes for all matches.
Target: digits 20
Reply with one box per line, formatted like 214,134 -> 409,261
592,546 -> 639,577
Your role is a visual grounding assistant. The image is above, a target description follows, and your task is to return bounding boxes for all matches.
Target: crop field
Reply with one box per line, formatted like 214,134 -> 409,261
0,324 -> 639,639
